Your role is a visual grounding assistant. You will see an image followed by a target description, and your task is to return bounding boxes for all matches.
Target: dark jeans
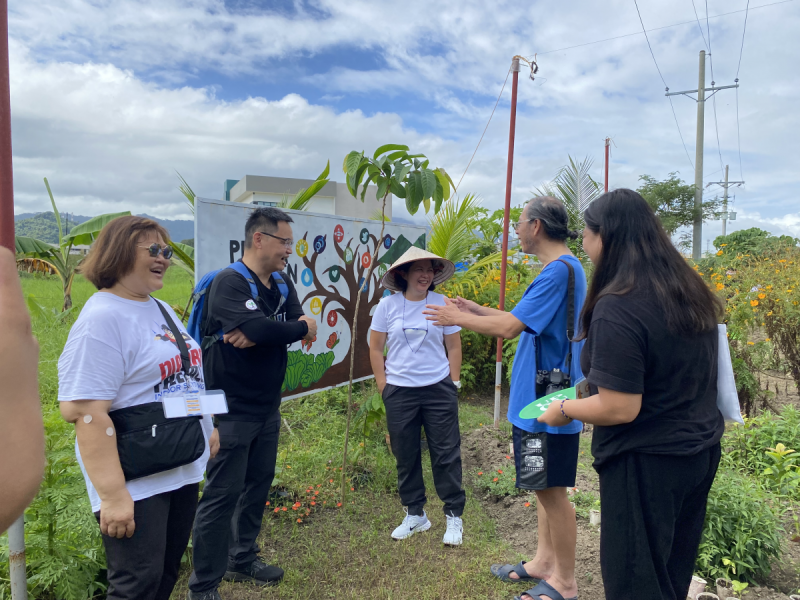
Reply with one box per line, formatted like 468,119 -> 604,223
383,377 -> 465,517
188,418 -> 281,593
597,443 -> 721,600
97,482 -> 198,600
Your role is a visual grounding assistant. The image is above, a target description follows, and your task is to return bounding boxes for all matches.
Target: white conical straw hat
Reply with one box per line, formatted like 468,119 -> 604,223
381,246 -> 455,292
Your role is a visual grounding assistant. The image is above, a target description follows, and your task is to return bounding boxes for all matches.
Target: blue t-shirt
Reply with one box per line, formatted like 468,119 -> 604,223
508,255 -> 587,434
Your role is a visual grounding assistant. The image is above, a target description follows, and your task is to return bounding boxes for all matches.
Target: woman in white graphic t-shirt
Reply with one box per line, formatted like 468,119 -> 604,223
369,247 -> 465,546
58,216 -> 216,600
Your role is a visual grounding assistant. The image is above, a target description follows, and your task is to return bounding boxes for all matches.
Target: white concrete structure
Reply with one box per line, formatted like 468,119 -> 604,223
225,175 -> 392,220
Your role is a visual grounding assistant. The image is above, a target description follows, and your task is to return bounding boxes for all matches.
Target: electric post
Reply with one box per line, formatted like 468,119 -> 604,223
666,50 -> 739,260
604,137 -> 610,193
708,165 -> 744,237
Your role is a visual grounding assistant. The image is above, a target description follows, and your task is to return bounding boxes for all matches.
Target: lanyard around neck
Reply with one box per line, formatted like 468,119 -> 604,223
402,292 -> 429,354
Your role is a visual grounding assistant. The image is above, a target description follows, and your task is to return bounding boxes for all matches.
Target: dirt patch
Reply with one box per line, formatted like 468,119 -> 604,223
461,424 -> 799,600
462,425 -> 606,599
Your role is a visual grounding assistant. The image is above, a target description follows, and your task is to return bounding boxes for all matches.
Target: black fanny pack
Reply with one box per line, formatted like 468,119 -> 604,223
108,299 -> 205,481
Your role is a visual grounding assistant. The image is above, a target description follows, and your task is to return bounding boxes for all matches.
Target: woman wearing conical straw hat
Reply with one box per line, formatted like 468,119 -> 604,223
369,246 -> 466,545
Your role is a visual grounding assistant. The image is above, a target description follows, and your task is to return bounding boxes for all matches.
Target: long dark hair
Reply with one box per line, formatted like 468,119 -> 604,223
577,189 -> 722,340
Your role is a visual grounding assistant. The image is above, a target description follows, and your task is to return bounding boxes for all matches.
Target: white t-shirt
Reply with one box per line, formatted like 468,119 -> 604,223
370,291 -> 461,388
58,292 -> 212,512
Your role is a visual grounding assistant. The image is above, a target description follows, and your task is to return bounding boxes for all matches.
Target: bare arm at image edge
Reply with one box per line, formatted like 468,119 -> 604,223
369,329 -> 388,393
444,331 -> 462,382
0,247 -> 45,534
60,399 -> 136,538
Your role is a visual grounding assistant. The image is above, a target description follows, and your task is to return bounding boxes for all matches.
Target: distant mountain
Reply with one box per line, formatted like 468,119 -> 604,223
14,211 -> 193,245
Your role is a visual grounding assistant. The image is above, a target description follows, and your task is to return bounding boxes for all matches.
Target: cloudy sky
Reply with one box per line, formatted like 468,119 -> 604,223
8,0 -> 800,244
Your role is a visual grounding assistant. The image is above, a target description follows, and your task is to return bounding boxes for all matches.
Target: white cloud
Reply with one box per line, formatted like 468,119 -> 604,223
7,0 -> 800,241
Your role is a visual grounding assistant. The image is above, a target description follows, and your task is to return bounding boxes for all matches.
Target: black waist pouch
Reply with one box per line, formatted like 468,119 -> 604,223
109,402 -> 205,481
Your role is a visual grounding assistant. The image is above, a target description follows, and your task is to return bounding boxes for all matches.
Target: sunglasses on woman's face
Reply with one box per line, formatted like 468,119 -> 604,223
139,243 -> 173,260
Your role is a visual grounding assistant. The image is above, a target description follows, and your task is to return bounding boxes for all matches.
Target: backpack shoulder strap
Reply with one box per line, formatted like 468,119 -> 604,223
271,271 -> 289,312
227,261 -> 258,299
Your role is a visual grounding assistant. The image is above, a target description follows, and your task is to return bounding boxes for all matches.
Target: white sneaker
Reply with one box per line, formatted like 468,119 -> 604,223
442,513 -> 463,546
391,508 -> 431,540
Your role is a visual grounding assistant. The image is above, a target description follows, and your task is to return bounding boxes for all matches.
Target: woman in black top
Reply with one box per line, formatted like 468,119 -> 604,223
539,189 -> 724,600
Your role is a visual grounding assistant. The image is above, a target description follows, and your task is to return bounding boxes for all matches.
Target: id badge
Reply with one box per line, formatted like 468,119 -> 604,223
162,389 -> 228,418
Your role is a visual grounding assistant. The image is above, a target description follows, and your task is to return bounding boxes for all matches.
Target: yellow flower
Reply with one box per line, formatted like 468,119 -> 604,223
767,311 -> 773,316
720,243 -> 727,247
716,283 -> 724,290
779,259 -> 787,263
750,300 -> 759,307
716,250 -> 723,256
765,338 -> 771,342
758,293 -> 766,299
747,341 -> 755,345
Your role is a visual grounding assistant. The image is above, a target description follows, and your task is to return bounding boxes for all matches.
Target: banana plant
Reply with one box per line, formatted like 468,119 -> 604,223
339,144 -> 454,500
15,178 -> 130,311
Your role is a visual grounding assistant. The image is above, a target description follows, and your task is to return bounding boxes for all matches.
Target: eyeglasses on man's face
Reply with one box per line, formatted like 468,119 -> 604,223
258,231 -> 294,249
139,243 -> 173,260
511,218 -> 536,232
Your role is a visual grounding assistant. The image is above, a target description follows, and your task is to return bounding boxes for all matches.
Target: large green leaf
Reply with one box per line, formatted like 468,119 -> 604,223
373,144 -> 408,160
394,163 -> 411,183
411,170 -> 423,205
389,179 -> 406,198
280,160 -> 331,211
387,150 -> 408,162
376,176 -> 389,200
420,168 -> 437,200
64,211 -> 131,247
434,168 -> 452,201
169,240 -> 195,267
15,236 -> 57,257
405,187 -> 420,215
43,177 -> 64,245
344,151 -> 364,177
434,178 -> 444,213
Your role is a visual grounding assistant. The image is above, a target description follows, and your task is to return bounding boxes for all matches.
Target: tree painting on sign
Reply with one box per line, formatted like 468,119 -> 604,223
285,221 -> 426,395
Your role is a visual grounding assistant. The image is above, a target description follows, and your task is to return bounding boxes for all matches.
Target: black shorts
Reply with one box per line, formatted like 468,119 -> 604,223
512,425 -> 580,490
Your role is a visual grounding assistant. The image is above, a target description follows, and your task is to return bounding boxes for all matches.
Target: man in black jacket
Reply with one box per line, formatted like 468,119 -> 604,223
188,207 -> 317,600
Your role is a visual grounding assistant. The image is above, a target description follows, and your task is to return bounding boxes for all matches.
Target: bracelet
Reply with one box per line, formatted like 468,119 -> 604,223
560,399 -> 573,421
452,380 -> 461,390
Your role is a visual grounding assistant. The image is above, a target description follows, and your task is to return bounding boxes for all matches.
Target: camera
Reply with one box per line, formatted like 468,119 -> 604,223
536,368 -> 571,397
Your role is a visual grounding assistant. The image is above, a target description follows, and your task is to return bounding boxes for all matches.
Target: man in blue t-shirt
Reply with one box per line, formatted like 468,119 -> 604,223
425,196 -> 586,600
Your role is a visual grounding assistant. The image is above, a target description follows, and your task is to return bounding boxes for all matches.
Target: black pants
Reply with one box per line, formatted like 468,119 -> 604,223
189,418 -> 281,593
97,483 -> 198,600
384,378 -> 465,517
597,443 -> 721,600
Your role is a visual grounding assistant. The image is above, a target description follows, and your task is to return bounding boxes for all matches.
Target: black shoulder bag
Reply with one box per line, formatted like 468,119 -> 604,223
108,299 -> 205,481
535,259 -> 576,398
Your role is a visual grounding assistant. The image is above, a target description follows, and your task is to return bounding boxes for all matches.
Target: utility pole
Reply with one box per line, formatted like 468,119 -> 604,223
0,0 -> 14,250
708,165 -> 744,237
495,56 -> 520,428
604,137 -> 610,193
666,50 -> 739,260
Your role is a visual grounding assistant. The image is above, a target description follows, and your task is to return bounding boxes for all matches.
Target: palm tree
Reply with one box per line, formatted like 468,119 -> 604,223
533,155 -> 601,233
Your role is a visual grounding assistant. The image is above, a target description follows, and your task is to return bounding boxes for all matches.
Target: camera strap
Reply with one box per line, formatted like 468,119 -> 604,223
534,258 -> 576,376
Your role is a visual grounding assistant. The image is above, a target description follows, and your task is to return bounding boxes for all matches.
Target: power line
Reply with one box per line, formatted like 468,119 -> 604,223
735,1 -> 751,181
690,0 -> 710,49
737,0 -> 751,78
632,0 -> 695,169
528,0 -> 793,58
633,0 -> 668,87
736,87 -> 745,182
455,66 -> 511,191
704,0 -> 725,174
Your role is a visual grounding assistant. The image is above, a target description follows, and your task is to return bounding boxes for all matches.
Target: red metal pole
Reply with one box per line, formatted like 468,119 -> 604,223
0,0 -> 14,251
604,137 -> 610,193
494,57 -> 520,427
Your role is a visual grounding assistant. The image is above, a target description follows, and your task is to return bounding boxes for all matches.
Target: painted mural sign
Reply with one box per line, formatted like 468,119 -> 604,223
194,196 -> 426,400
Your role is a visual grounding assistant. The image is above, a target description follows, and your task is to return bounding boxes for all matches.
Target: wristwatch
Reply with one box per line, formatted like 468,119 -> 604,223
212,415 -> 219,428
452,380 -> 462,390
